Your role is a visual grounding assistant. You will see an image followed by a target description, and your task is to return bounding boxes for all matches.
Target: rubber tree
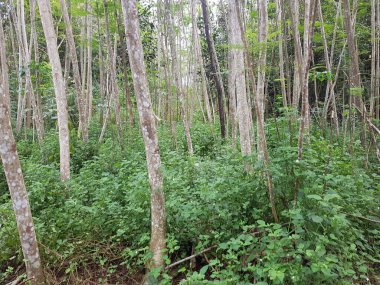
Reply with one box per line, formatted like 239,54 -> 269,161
200,0 -> 226,139
121,0 -> 166,272
0,19 -> 44,284
37,0 -> 71,181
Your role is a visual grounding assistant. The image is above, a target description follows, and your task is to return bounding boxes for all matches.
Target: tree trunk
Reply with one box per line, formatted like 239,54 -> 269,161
257,0 -> 268,160
191,0 -> 213,124
290,0 -> 302,110
297,0 -> 317,161
121,0 -> 166,272
276,0 -> 288,108
166,0 -> 193,155
200,0 -> 226,139
229,0 -> 251,155
103,0 -> 123,143
13,0 -> 44,142
116,0 -> 134,127
344,0 -> 380,160
38,0 -> 71,181
235,0 -> 278,223
0,20 -> 44,284
60,0 -> 89,142
318,0 -> 339,135
86,4 -> 93,125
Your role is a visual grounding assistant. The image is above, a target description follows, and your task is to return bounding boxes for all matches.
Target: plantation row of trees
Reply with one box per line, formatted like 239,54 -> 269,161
0,0 -> 379,283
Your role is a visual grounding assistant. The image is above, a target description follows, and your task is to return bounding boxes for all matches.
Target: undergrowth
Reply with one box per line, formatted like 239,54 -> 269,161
0,119 -> 379,284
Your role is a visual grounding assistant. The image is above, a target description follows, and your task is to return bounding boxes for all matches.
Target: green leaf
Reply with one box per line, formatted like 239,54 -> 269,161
307,194 -> 322,200
310,214 -> 323,223
257,220 -> 266,226
199,265 -> 209,276
324,193 -> 340,201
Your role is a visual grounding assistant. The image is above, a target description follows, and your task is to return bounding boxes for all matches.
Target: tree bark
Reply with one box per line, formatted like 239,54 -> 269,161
60,0 -> 89,142
103,0 -> 123,143
86,3 -> 93,124
200,0 -> 226,139
13,0 -> 44,142
297,0 -> 317,161
276,0 -> 288,108
344,0 -> 380,160
191,0 -> 213,124
115,0 -> 134,127
229,0 -> 251,155
257,0 -> 269,160
38,0 -> 71,181
166,0 -> 193,155
121,0 -> 166,272
0,19 -> 44,284
235,0 -> 278,223
290,0 -> 302,110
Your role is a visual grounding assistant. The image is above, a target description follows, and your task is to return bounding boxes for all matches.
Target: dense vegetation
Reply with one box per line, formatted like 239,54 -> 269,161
0,0 -> 380,284
1,119 -> 379,284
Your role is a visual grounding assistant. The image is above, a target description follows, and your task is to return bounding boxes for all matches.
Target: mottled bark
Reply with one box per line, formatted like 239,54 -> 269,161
0,17 -> 10,108
229,0 -> 251,155
0,20 -> 44,284
121,0 -> 166,272
38,0 -> 71,181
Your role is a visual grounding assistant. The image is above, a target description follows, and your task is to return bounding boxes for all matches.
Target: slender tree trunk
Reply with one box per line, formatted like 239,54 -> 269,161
0,17 -> 10,108
191,0 -> 213,124
103,0 -> 123,143
276,0 -> 288,108
60,0 -> 89,142
257,0 -> 268,160
166,0 -> 193,155
200,0 -> 226,139
38,0 -> 71,181
116,0 -> 134,127
370,0 -> 380,121
121,0 -> 166,272
235,0 -> 278,223
229,0 -> 251,155
297,0 -> 317,160
0,20 -> 44,284
290,0 -> 302,110
228,1 -> 237,148
97,6 -> 105,127
86,3 -> 93,124
371,0 -> 376,119
344,0 -> 380,159
13,0 -> 44,142
318,0 -> 339,135
377,0 -> 380,120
